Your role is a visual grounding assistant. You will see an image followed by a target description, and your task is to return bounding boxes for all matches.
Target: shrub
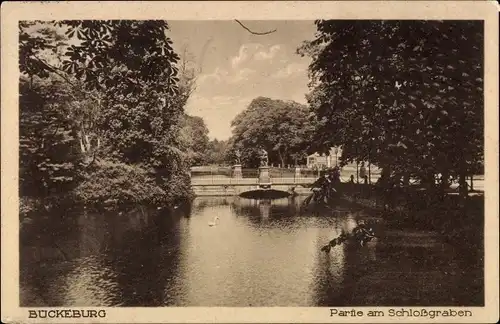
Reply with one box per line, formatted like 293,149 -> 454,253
74,160 -> 169,207
163,170 -> 194,204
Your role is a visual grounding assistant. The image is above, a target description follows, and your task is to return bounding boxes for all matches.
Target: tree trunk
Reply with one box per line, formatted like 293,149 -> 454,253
379,164 -> 390,183
84,135 -> 91,152
456,157 -> 468,202
459,173 -> 468,200
368,162 -> 371,184
356,161 -> 359,183
422,172 -> 435,191
79,134 -> 86,153
79,124 -> 91,153
439,171 -> 449,198
278,149 -> 286,169
403,172 -> 410,186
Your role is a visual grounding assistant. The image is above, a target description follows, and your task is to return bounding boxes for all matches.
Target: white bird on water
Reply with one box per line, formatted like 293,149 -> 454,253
208,216 -> 219,227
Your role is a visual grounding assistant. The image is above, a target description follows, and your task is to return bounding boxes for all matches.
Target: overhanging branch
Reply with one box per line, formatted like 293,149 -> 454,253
234,20 -> 276,35
31,54 -> 101,102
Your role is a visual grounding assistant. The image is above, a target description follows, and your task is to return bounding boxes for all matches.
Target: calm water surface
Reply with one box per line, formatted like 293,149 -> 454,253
20,196 -> 483,306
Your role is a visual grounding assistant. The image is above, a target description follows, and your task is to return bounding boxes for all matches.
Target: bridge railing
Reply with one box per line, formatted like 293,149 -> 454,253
191,177 -> 259,186
270,177 -> 318,185
191,176 -> 319,186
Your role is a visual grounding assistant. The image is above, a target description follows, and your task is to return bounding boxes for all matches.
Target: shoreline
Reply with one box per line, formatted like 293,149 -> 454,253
337,190 -> 484,254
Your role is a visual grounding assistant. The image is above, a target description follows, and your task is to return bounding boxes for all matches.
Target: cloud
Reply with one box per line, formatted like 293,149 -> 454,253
197,67 -> 229,85
228,68 -> 256,84
254,44 -> 282,61
187,43 -> 311,139
229,43 -> 286,69
198,44 -> 293,88
271,62 -> 308,79
197,67 -> 256,88
230,43 -> 264,69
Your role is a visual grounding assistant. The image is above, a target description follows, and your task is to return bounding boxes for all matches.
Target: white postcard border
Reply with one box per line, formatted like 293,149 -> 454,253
2,1 -> 498,323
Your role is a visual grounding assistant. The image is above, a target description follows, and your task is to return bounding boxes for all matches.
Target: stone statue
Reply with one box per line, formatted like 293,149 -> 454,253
259,149 -> 268,167
235,149 -> 241,165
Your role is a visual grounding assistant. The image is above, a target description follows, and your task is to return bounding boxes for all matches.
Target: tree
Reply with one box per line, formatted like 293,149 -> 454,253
19,20 -> 193,206
19,75 -> 84,197
174,47 -> 212,167
299,20 -> 483,198
179,114 -> 210,166
19,23 -> 89,197
229,97 -> 314,168
205,139 -> 228,165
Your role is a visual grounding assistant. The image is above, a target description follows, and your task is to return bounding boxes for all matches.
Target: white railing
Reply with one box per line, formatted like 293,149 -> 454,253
270,177 -> 317,185
191,174 -> 484,191
191,178 -> 259,186
191,177 -> 320,186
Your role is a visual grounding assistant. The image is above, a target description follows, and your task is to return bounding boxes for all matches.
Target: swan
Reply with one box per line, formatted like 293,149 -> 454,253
208,216 -> 219,227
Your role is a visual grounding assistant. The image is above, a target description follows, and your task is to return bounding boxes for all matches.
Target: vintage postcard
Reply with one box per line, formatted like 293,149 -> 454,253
1,1 -> 499,323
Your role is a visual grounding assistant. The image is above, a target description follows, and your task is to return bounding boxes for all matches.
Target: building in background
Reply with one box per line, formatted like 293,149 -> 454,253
306,147 -> 342,169
306,147 -> 378,174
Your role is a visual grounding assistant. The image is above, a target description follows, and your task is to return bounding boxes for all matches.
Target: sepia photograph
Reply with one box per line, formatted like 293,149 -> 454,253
2,1 -> 499,323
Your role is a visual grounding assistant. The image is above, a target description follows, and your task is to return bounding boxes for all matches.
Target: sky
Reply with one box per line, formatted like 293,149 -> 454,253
168,20 -> 316,140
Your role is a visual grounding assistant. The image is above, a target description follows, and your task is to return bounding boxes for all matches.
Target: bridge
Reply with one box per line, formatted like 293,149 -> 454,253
190,166 -> 319,197
190,165 -> 484,197
191,176 -> 318,196
190,177 -> 319,186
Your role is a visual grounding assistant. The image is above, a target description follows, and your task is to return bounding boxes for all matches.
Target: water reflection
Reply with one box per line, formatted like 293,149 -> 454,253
20,196 -> 483,307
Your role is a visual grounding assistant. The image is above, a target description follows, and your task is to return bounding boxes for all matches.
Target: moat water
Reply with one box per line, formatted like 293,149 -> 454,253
20,196 -> 483,306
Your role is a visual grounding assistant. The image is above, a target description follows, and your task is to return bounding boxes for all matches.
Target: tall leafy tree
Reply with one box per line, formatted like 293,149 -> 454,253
19,23 -> 88,197
230,97 -> 314,167
19,20 -> 192,205
179,114 -> 210,166
205,139 -> 229,165
299,20 -> 483,197
19,76 -> 84,197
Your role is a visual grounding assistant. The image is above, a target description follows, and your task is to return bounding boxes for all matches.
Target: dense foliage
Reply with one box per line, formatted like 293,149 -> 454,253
19,76 -> 84,197
205,139 -> 229,165
228,97 -> 315,168
299,20 -> 484,198
19,20 -> 193,210
179,114 -> 210,166
74,160 -> 168,206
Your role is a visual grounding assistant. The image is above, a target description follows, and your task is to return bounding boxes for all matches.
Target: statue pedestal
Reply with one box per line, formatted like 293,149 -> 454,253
259,166 -> 271,188
233,164 -> 242,178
